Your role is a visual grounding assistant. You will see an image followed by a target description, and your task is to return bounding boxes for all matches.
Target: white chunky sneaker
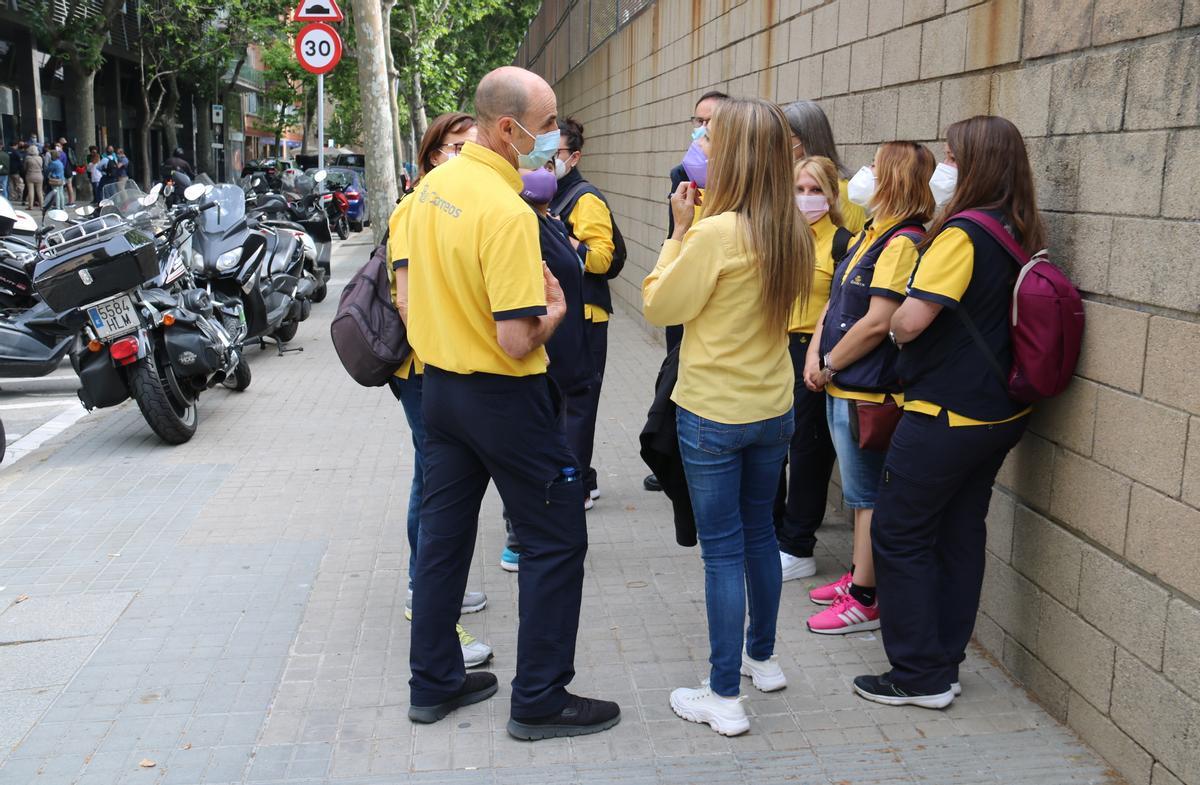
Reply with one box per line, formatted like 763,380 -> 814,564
458,625 -> 493,667
670,683 -> 750,736
740,650 -> 787,692
780,551 -> 817,581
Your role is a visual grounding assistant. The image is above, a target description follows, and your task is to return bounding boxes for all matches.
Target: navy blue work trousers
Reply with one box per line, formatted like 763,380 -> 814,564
409,366 -> 587,720
774,333 -> 836,557
872,409 -> 1026,694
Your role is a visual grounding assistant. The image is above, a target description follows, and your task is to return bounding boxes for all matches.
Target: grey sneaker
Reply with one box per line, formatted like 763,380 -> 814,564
405,589 -> 489,615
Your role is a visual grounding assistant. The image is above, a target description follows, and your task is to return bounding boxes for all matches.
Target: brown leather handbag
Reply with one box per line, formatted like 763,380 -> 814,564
849,398 -> 904,452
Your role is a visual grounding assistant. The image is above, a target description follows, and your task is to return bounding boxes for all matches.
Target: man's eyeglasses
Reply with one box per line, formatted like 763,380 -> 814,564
439,142 -> 466,154
690,116 -> 711,128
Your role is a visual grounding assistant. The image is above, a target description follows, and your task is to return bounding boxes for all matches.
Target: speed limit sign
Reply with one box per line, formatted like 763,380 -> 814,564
295,23 -> 343,74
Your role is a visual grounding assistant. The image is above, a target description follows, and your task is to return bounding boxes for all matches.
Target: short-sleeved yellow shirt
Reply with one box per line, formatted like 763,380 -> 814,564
788,213 -> 839,334
405,142 -> 547,377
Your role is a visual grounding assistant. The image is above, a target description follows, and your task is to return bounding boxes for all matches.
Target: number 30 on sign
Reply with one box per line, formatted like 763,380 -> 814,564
295,23 -> 342,74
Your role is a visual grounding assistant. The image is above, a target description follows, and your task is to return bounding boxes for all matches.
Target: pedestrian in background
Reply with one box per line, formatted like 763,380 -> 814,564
804,141 -> 935,636
115,148 -> 130,189
774,155 -> 854,583
551,117 -> 616,510
783,100 -> 867,235
404,66 -> 619,740
58,138 -> 76,205
0,149 -> 9,200
386,111 -> 492,667
8,143 -> 24,203
644,97 -> 812,737
44,147 -> 66,211
23,144 -> 43,209
857,116 -> 1040,709
88,152 -> 104,205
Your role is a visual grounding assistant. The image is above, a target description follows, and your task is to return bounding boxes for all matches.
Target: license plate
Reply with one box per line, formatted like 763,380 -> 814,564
87,294 -> 139,339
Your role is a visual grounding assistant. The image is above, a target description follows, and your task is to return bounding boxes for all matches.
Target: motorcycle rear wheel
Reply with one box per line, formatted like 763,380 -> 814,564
336,215 -> 349,240
128,350 -> 198,444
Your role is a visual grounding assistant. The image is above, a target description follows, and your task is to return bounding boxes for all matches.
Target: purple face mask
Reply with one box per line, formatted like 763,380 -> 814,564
520,168 -> 558,205
681,141 -> 708,189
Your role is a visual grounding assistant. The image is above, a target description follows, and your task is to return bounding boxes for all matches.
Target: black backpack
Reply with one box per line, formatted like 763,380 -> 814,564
552,181 -> 626,280
832,226 -> 853,263
330,235 -> 410,386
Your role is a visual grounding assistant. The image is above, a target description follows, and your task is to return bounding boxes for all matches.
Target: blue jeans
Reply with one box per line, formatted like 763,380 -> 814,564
677,407 -> 793,696
826,395 -> 886,508
0,175 -> 8,199
390,373 -> 426,589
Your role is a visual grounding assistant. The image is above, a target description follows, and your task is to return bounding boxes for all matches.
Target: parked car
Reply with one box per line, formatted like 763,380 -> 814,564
321,167 -> 369,233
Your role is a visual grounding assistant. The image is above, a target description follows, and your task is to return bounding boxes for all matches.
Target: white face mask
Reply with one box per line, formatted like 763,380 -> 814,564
929,161 -> 958,208
795,194 -> 829,224
554,156 -> 569,180
847,165 -> 876,207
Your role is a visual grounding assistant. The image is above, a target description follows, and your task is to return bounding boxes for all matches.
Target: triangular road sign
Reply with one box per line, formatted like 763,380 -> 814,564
294,0 -> 343,22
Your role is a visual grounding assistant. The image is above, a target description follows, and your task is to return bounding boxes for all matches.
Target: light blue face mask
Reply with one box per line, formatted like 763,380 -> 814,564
691,126 -> 707,142
511,119 -> 560,170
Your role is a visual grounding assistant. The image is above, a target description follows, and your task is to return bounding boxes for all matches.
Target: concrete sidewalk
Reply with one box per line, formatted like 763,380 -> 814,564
0,235 -> 1118,784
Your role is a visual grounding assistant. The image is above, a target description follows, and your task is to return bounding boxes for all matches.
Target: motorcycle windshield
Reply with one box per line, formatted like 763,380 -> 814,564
285,174 -> 317,201
198,184 -> 247,234
100,183 -> 165,226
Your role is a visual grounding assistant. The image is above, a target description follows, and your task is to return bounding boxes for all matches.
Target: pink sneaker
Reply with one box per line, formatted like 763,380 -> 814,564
808,572 -> 852,605
807,593 -> 880,635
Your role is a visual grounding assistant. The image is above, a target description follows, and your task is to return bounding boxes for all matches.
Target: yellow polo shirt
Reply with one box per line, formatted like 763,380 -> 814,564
788,213 -> 839,334
643,211 -> 793,424
825,217 -> 920,404
570,192 -> 614,324
405,142 -> 547,377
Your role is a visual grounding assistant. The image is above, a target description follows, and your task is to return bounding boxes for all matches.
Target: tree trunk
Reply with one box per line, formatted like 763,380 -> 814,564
407,7 -> 430,139
138,122 -> 153,188
381,0 -> 404,181
351,0 -> 399,243
66,65 -> 98,202
195,93 -> 214,176
162,75 -> 180,155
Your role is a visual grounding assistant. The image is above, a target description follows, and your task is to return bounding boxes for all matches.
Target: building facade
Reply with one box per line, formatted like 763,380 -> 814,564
516,2 -> 1200,784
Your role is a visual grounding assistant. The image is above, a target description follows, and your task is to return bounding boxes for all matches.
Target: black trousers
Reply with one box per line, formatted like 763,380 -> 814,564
564,319 -> 608,492
409,367 -> 587,719
872,410 -> 1026,693
774,333 -> 836,557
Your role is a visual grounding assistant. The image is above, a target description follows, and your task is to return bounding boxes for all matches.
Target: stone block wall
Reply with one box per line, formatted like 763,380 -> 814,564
516,1 -> 1200,783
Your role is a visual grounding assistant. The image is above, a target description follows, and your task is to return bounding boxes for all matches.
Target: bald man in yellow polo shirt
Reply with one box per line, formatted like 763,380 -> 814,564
404,66 -> 620,741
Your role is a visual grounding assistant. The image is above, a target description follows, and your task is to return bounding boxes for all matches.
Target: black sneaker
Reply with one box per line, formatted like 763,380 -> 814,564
643,473 -> 663,492
408,672 -> 498,724
507,693 -> 621,740
852,673 -> 954,709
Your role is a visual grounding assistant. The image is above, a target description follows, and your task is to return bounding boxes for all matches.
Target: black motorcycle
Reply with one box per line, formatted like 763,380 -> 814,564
0,196 -> 40,313
24,185 -> 251,444
191,182 -> 316,349
242,171 -> 331,301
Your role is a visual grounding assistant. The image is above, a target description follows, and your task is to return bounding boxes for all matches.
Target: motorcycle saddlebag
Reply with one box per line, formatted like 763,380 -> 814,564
73,348 -> 128,409
163,325 -> 222,377
34,225 -> 157,313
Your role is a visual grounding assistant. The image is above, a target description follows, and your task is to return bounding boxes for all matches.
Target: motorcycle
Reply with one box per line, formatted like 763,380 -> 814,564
240,172 -> 330,302
0,197 -> 39,313
322,183 -> 350,241
25,183 -> 251,444
190,181 -> 316,350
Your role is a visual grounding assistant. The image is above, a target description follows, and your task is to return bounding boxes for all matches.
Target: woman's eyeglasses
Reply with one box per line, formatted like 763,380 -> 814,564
439,142 -> 466,154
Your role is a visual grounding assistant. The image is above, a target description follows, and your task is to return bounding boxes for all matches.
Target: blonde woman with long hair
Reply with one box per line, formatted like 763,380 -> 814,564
643,97 -> 814,736
775,156 -> 854,583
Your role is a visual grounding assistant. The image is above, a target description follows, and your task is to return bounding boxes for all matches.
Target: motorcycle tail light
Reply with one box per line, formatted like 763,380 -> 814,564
345,189 -> 358,198
110,336 -> 140,365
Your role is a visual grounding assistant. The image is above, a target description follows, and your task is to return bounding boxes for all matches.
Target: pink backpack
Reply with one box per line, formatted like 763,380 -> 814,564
953,210 -> 1085,404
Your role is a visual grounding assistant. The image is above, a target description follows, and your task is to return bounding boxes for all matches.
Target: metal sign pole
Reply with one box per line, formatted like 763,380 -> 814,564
317,74 -> 325,170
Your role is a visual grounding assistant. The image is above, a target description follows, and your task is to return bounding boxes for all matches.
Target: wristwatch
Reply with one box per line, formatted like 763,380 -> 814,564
822,352 -> 837,376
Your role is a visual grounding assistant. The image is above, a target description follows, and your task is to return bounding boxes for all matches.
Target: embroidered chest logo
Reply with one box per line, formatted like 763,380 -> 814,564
850,273 -> 865,286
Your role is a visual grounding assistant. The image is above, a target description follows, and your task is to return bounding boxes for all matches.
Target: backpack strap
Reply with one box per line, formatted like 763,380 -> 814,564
550,181 -> 597,220
832,226 -> 852,262
952,210 -> 1029,265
